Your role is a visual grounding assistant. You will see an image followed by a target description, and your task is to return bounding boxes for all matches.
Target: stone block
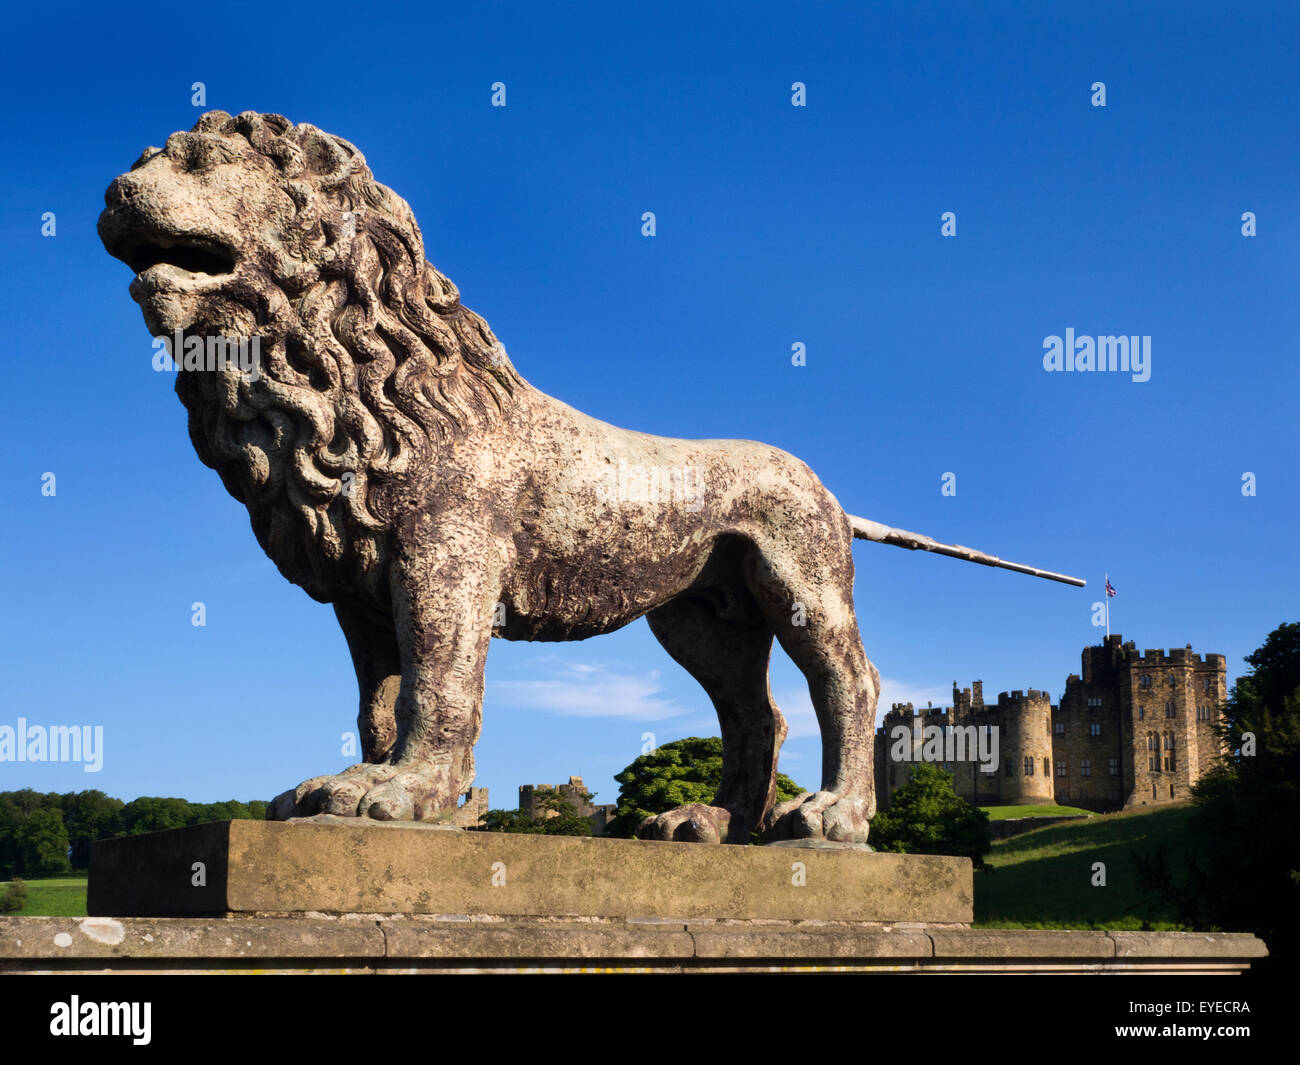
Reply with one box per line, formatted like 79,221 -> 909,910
88,819 -> 972,923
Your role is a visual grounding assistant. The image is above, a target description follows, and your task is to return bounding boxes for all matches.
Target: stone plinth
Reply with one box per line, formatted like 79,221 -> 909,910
89,819 -> 972,923
0,916 -> 1267,975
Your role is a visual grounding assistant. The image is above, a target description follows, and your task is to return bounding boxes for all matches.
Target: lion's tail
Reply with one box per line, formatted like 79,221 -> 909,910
847,514 -> 1085,587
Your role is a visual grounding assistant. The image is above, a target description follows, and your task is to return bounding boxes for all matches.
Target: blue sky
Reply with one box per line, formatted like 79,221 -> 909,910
2,1 -> 1296,810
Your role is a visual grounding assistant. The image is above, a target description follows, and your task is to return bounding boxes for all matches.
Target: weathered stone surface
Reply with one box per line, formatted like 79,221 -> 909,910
0,916 -> 1267,974
88,820 -> 972,922
1111,931 -> 1268,959
929,928 -> 1114,959
691,928 -> 931,959
0,916 -> 383,959
380,922 -> 695,960
96,110 -> 888,845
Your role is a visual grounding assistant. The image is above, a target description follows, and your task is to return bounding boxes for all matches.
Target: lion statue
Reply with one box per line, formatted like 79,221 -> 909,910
99,110 -> 880,844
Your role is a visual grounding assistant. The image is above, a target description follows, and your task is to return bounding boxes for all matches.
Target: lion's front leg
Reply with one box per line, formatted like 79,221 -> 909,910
270,517 -> 497,822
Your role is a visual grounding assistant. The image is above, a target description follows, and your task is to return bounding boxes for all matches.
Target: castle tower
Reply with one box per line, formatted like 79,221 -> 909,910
995,689 -> 1055,805
1057,635 -> 1226,811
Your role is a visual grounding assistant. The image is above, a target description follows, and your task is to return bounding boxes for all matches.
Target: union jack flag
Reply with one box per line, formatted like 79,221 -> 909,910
1105,578 -> 1116,598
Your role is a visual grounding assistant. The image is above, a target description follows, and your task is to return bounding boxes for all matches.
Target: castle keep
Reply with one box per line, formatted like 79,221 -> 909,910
873,635 -> 1227,812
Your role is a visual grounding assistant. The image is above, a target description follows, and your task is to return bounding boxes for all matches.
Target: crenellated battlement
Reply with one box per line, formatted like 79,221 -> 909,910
875,636 -> 1228,814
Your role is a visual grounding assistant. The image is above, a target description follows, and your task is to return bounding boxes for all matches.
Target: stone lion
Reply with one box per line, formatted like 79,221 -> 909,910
99,110 -> 880,844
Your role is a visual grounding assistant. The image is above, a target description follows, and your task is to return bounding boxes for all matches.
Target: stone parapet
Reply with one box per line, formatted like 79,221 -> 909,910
0,916 -> 1266,974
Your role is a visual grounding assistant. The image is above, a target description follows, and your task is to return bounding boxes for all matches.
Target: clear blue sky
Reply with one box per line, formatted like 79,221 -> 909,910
2,1 -> 1296,809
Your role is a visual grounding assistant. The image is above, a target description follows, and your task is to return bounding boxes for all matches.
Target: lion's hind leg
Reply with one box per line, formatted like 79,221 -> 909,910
744,524 -> 880,845
637,597 -> 787,844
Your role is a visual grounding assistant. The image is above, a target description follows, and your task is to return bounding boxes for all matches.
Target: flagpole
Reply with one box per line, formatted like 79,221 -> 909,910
1105,572 -> 1110,638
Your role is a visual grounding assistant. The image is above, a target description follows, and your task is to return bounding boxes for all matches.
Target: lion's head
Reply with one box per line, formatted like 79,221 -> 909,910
100,110 -> 524,602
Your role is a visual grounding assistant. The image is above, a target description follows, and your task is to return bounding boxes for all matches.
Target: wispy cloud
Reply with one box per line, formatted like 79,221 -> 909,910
774,677 -> 952,738
488,663 -> 689,720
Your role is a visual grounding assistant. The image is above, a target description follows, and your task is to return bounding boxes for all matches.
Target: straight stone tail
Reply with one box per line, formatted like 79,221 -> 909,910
848,515 -> 1086,587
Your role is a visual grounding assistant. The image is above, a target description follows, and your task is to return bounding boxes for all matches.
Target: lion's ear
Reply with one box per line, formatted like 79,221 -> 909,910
129,147 -> 163,172
191,110 -> 233,134
296,127 -> 353,178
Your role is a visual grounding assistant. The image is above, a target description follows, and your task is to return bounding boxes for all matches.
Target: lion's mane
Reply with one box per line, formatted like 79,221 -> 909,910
168,111 -> 525,603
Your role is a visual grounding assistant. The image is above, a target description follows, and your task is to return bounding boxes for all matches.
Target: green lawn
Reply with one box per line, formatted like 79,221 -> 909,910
974,804 -> 1204,930
1,877 -> 88,917
979,804 -> 1094,820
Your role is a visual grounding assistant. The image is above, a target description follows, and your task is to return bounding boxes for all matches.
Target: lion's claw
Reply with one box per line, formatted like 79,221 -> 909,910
761,790 -> 871,844
636,802 -> 733,843
269,763 -> 455,822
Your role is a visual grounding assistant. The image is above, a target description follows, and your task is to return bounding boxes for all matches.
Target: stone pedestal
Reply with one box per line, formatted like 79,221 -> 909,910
57,820 -> 1266,974
87,819 -> 972,923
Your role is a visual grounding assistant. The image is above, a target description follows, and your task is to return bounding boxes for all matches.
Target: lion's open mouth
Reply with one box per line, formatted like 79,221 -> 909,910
121,236 -> 237,277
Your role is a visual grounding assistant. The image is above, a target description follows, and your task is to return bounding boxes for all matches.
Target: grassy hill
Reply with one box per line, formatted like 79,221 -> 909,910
979,804 -> 1093,820
2,877 -> 88,917
975,803 -> 1206,930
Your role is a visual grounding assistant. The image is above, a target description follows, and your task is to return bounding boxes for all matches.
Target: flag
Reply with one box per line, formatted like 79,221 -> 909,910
1105,578 -> 1116,598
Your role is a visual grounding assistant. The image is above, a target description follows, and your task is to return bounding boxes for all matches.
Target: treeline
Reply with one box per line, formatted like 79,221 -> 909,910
0,790 -> 267,878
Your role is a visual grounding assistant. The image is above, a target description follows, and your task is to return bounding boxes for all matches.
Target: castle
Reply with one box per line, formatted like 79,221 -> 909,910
873,635 -> 1227,812
519,775 -> 617,835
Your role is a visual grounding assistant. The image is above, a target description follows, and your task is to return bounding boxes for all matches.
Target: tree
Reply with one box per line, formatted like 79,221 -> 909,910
868,763 -> 992,871
1138,622 -> 1300,969
17,807 -> 72,877
481,786 -> 594,836
61,790 -> 124,870
605,737 -> 806,841
120,796 -> 193,835
0,792 -> 72,878
0,878 -> 28,913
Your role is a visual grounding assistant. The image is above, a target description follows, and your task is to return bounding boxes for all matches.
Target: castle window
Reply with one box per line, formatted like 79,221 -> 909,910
1140,675 -> 1152,689
1164,734 -> 1174,750
1054,721 -> 1064,734
1196,705 -> 1211,722
1090,722 -> 1101,737
1164,754 -> 1176,771
1170,783 -> 1176,798
1147,734 -> 1158,751
1044,757 -> 1050,776
1087,696 -> 1103,708
1165,701 -> 1175,718
1203,677 -> 1211,691
1023,757 -> 1034,776
1056,760 -> 1066,777
1109,758 -> 1118,776
1005,762 -> 1014,778
1081,759 -> 1091,777
1152,783 -> 1158,798
1138,705 -> 1145,720
1169,674 -> 1177,688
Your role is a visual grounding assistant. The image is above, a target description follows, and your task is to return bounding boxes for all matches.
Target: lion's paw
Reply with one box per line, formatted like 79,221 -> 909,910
268,763 -> 458,822
761,790 -> 870,845
636,803 -> 732,843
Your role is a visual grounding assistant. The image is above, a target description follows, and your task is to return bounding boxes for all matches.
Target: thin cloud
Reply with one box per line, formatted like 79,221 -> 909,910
774,677 -> 954,738
489,663 -> 689,721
